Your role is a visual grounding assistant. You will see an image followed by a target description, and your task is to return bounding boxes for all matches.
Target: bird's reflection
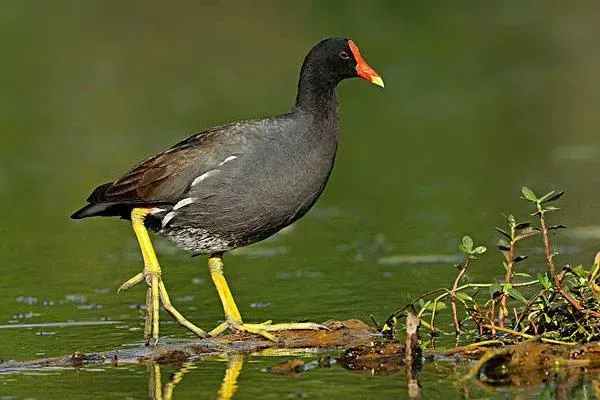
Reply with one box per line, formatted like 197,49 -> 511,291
147,354 -> 244,400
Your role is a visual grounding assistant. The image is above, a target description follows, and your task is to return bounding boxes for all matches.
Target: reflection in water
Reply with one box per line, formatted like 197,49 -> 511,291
218,355 -> 244,400
162,362 -> 195,400
147,354 -> 244,400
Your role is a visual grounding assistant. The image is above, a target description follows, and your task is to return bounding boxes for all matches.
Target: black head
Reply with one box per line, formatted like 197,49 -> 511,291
300,37 -> 384,88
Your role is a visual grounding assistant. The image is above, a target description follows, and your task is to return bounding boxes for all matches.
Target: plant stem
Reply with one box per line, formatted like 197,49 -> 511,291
498,230 -> 515,328
451,258 -> 470,334
425,280 -> 539,335
444,339 -> 506,356
483,324 -> 577,346
536,204 -> 600,317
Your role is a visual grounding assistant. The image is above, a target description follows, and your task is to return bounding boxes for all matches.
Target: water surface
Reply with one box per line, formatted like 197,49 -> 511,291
2,1 -> 600,398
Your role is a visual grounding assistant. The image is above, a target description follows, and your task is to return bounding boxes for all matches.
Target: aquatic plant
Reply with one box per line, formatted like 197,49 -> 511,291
379,187 -> 600,344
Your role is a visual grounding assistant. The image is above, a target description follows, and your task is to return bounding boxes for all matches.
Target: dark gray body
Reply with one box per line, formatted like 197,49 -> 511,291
153,107 -> 339,254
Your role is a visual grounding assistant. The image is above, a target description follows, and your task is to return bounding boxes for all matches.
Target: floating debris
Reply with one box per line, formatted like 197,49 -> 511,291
0,321 -> 121,329
269,359 -> 305,374
15,296 -> 38,305
249,301 -> 271,309
377,254 -> 462,265
13,312 -> 41,320
191,277 -> 205,285
77,304 -> 103,310
468,341 -> 600,387
65,294 -> 88,304
36,331 -> 56,336
174,296 -> 194,303
276,270 -> 323,280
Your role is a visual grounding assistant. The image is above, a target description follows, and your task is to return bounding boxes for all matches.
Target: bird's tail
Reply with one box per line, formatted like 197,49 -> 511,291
70,203 -> 117,219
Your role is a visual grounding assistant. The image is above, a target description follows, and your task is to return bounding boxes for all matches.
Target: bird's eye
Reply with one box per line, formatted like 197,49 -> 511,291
339,51 -> 350,60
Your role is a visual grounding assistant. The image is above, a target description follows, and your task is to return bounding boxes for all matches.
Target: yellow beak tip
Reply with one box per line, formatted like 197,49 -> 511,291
371,76 -> 385,88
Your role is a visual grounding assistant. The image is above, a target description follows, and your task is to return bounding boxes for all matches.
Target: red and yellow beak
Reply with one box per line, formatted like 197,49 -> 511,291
348,39 -> 384,88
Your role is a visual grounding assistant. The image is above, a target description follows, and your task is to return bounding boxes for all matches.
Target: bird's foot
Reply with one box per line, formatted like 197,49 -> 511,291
209,319 -> 328,342
118,271 -> 209,345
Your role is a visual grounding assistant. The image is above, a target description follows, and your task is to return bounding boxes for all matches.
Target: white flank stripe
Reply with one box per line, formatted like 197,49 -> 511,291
162,211 -> 176,228
150,207 -> 167,214
218,155 -> 238,166
173,197 -> 196,210
191,169 -> 220,186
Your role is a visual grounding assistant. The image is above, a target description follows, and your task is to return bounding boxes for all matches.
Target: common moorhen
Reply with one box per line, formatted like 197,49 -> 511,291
72,37 -> 383,345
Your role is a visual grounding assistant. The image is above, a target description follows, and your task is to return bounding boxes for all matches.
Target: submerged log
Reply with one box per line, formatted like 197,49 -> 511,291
0,319 -> 376,371
4,315 -> 600,392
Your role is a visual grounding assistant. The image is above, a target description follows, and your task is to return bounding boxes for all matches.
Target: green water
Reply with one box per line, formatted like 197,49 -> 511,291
2,1 -> 600,398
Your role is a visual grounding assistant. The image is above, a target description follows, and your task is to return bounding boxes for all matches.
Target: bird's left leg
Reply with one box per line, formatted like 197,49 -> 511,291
207,253 -> 326,341
118,207 -> 208,345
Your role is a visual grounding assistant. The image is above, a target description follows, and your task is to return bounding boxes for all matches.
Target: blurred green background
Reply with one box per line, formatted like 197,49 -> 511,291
1,1 -> 600,398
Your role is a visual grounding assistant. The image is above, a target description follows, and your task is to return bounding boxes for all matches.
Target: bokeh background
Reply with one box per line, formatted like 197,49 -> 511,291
1,1 -> 600,398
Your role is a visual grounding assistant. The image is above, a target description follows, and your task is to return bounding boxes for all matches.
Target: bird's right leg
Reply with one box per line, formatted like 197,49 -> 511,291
118,207 -> 208,345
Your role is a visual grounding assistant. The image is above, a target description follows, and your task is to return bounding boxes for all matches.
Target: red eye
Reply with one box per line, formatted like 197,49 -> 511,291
339,51 -> 350,60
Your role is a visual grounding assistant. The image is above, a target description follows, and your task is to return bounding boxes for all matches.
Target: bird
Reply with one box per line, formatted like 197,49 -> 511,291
71,37 -> 384,346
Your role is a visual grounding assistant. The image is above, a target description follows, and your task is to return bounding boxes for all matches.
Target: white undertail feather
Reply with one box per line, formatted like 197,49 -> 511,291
173,197 -> 196,210
161,211 -> 176,228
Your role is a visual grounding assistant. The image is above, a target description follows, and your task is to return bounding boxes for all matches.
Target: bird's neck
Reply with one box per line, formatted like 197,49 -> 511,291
293,68 -> 339,118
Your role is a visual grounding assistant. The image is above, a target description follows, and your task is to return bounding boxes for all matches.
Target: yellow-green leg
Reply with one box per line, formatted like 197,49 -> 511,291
207,253 -> 326,341
118,208 -> 208,345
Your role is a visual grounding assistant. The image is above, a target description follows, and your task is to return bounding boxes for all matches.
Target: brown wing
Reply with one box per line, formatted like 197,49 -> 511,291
72,121 -> 252,219
94,124 -> 235,204
99,146 -> 205,204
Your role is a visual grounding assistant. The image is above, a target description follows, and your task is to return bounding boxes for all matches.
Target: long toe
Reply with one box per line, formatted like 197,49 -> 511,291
157,278 -> 209,338
213,320 -> 328,342
261,322 -> 330,332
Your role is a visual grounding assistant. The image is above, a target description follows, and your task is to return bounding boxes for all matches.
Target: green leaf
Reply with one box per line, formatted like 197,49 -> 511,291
572,265 -> 589,278
515,222 -> 531,230
515,227 -> 540,241
495,227 -> 511,240
460,236 -> 473,252
473,246 -> 487,255
537,190 -> 556,203
537,273 -> 552,290
547,224 -> 567,230
497,239 -> 510,252
521,186 -> 539,202
507,287 -> 528,304
454,292 -> 473,302
544,206 -> 560,212
512,255 -> 528,263
540,190 -> 564,204
489,283 -> 502,298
